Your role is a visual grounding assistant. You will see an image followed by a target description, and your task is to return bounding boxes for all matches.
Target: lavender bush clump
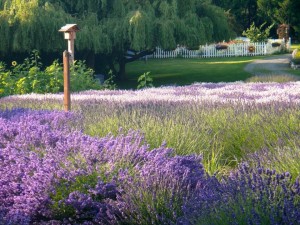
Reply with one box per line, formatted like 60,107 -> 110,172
0,109 -> 120,224
115,148 -> 207,224
0,110 -> 68,223
1,108 -> 299,224
2,81 -> 300,224
0,109 -> 206,224
184,163 -> 300,225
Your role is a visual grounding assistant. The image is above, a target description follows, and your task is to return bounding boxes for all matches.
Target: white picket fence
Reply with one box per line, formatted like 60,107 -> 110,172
149,39 -> 288,59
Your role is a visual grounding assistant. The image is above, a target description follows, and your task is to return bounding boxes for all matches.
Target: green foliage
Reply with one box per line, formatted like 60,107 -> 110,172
242,22 -> 274,42
196,2 -> 233,43
0,50 -> 102,97
102,70 -> 118,90
0,1 -> 69,53
291,44 -> 300,51
0,63 -> 12,97
69,60 -> 101,92
0,0 -> 234,79
291,49 -> 300,64
292,49 -> 300,59
44,60 -> 64,93
248,145 -> 300,183
257,0 -> 300,35
80,101 -> 300,176
0,50 -> 61,96
137,71 -> 153,89
50,173 -> 99,220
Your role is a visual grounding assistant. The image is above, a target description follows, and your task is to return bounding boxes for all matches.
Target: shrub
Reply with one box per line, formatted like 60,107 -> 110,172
0,51 -> 102,97
242,22 -> 274,42
137,71 -> 154,89
292,49 -> 300,59
102,70 -> 118,90
291,49 -> 300,65
187,163 -> 300,225
69,60 -> 102,92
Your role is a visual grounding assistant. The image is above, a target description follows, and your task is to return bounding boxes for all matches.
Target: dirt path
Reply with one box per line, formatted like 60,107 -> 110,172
244,54 -> 294,76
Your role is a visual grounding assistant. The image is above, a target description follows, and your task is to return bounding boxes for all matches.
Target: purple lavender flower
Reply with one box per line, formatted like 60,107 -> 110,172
1,108 -> 300,224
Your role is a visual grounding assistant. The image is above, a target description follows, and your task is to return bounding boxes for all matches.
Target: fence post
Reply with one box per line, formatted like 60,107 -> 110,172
63,50 -> 71,112
287,37 -> 291,51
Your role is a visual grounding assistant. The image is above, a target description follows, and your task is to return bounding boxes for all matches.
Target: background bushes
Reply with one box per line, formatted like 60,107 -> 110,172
291,48 -> 300,64
0,50 -> 102,97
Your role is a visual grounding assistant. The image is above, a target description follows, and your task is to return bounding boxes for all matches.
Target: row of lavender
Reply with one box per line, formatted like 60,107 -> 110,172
1,107 -> 300,224
4,82 -> 300,175
6,81 -> 300,104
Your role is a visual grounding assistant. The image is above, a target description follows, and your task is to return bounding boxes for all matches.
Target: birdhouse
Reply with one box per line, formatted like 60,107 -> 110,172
59,24 -> 79,40
59,24 -> 80,64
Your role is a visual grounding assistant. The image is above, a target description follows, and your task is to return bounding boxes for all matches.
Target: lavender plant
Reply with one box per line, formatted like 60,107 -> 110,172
0,109 -> 119,224
185,163 -> 300,225
0,108 -> 300,224
2,82 -> 300,175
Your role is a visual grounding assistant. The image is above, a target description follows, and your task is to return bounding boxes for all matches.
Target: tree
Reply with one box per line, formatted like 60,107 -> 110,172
211,0 -> 259,35
0,0 -> 234,80
257,0 -> 300,40
0,0 -> 70,54
242,22 -> 274,42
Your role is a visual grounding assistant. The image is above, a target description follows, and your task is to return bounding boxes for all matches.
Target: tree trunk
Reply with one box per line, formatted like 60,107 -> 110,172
115,49 -> 155,81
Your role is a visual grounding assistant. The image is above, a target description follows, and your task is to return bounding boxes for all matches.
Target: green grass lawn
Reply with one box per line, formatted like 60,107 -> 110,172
290,44 -> 300,76
118,56 -> 263,89
289,68 -> 300,76
291,44 -> 300,50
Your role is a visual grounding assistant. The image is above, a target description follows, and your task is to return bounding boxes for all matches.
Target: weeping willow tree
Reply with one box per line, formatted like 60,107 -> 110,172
93,0 -> 234,79
0,0 -> 71,54
196,1 -> 234,42
0,0 -> 233,80
0,9 -> 10,52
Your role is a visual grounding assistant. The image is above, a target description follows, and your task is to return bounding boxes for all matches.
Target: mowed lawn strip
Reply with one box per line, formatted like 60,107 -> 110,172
121,56 -> 264,89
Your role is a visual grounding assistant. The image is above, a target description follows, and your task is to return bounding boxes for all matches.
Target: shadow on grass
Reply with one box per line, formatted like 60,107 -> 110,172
119,56 -> 263,89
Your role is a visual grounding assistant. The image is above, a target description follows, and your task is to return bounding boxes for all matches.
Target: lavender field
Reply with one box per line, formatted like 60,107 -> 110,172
1,82 -> 300,224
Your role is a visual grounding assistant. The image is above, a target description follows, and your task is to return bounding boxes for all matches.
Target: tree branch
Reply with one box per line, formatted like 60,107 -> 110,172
124,49 -> 155,63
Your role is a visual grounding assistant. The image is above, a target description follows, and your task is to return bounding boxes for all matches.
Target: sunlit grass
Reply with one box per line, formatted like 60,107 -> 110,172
121,56 -> 263,89
246,74 -> 299,82
291,44 -> 300,50
199,59 -> 254,64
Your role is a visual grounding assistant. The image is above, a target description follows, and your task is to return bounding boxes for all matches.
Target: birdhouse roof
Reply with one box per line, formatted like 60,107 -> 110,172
59,24 -> 80,32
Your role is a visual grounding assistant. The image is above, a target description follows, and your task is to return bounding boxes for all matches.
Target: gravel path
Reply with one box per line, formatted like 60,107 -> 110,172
244,54 -> 294,76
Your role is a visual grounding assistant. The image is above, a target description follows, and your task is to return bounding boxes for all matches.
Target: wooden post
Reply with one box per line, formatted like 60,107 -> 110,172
63,50 -> 71,112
